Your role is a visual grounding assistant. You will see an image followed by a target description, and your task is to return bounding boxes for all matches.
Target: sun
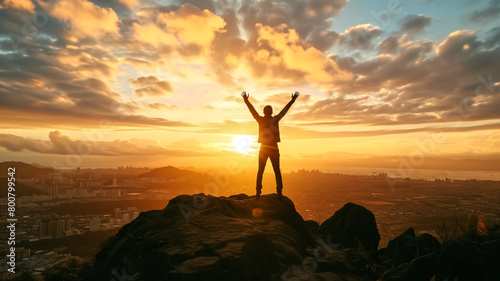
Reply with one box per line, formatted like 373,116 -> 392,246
232,135 -> 256,154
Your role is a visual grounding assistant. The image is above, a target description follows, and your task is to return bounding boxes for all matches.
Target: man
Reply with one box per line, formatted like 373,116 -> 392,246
241,91 -> 299,198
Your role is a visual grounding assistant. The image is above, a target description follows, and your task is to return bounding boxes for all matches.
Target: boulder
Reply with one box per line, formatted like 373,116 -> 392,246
317,202 -> 380,251
382,238 -> 500,281
305,220 -> 320,234
382,253 -> 435,281
86,194 -> 316,281
380,228 -> 440,267
434,239 -> 500,281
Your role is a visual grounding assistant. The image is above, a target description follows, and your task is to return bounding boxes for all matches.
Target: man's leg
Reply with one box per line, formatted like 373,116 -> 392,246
256,152 -> 267,198
270,153 -> 283,196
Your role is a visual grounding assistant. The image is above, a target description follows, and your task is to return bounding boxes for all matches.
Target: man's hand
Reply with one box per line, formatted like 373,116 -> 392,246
291,91 -> 300,100
241,91 -> 249,100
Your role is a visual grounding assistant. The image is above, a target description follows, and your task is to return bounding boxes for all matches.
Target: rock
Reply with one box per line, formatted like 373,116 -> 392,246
382,239 -> 500,281
313,247 -> 378,280
86,194 -> 316,281
380,228 -> 440,267
305,220 -> 320,234
316,202 -> 380,251
434,239 -> 500,281
382,253 -> 435,281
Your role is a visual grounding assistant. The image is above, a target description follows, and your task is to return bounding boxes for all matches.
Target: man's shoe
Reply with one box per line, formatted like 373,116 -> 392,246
256,190 -> 261,199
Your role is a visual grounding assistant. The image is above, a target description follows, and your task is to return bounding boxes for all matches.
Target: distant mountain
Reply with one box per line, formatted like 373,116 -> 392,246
0,177 -> 44,198
137,165 -> 199,179
0,161 -> 53,178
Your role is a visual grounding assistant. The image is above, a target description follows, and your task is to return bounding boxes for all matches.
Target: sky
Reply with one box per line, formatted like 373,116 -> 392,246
1,0 -> 500,177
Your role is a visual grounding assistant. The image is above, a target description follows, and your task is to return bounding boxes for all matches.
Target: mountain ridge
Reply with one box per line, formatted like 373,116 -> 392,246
0,161 -> 54,178
137,165 -> 200,179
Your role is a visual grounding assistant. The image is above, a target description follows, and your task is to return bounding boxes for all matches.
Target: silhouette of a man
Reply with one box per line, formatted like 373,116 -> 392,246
241,91 -> 299,198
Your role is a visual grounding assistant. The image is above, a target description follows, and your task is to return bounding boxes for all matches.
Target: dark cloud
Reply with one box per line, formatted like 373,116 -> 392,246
302,28 -> 500,125
0,131 -> 205,156
309,29 -> 340,52
399,14 -> 432,34
469,0 -> 500,22
238,0 -> 347,51
339,24 -> 383,50
0,52 -> 189,128
131,75 -> 174,98
89,0 -> 136,17
0,2 -> 71,51
378,35 -> 401,54
484,26 -> 500,48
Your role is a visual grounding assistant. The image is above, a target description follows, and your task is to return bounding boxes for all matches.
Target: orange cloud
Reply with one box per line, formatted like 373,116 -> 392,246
49,0 -> 119,38
118,0 -> 140,9
133,3 -> 225,50
0,131 -> 205,157
0,0 -> 35,12
254,23 -> 352,84
132,22 -> 179,47
131,76 -> 175,98
158,3 -> 226,47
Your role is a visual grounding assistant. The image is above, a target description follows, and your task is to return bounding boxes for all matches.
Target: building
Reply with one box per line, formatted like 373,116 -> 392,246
39,218 -> 72,238
90,218 -> 101,231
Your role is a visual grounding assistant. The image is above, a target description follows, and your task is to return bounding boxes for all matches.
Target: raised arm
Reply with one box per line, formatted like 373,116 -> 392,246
241,91 -> 260,120
276,91 -> 299,120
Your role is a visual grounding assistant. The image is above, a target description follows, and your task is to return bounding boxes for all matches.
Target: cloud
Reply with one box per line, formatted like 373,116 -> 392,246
250,23 -> 352,84
200,120 -> 500,140
0,131 -> 205,156
469,0 -> 500,22
131,76 -> 175,98
435,30 -> 480,59
484,27 -> 500,48
146,103 -> 178,111
399,14 -> 432,34
238,0 -> 348,51
48,0 -> 120,38
117,0 -> 140,9
264,93 -> 311,104
132,3 -> 225,50
378,35 -> 401,54
1,0 -> 499,135
158,3 -> 226,47
300,28 -> 500,125
339,24 -> 383,50
0,0 -> 35,12
0,53 -> 190,128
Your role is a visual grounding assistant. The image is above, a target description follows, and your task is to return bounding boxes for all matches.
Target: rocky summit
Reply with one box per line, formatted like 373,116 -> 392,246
86,194 -> 500,281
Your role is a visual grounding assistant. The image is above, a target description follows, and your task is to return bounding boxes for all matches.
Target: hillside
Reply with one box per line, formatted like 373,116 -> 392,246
0,161 -> 53,178
0,177 -> 44,198
137,165 -> 200,179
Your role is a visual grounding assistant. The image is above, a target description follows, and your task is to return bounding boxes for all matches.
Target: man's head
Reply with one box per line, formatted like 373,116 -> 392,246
263,105 -> 273,116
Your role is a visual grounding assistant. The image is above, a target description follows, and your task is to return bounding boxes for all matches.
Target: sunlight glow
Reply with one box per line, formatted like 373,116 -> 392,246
232,135 -> 256,155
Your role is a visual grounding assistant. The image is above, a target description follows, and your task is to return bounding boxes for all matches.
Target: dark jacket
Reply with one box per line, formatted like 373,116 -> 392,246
244,98 -> 296,145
